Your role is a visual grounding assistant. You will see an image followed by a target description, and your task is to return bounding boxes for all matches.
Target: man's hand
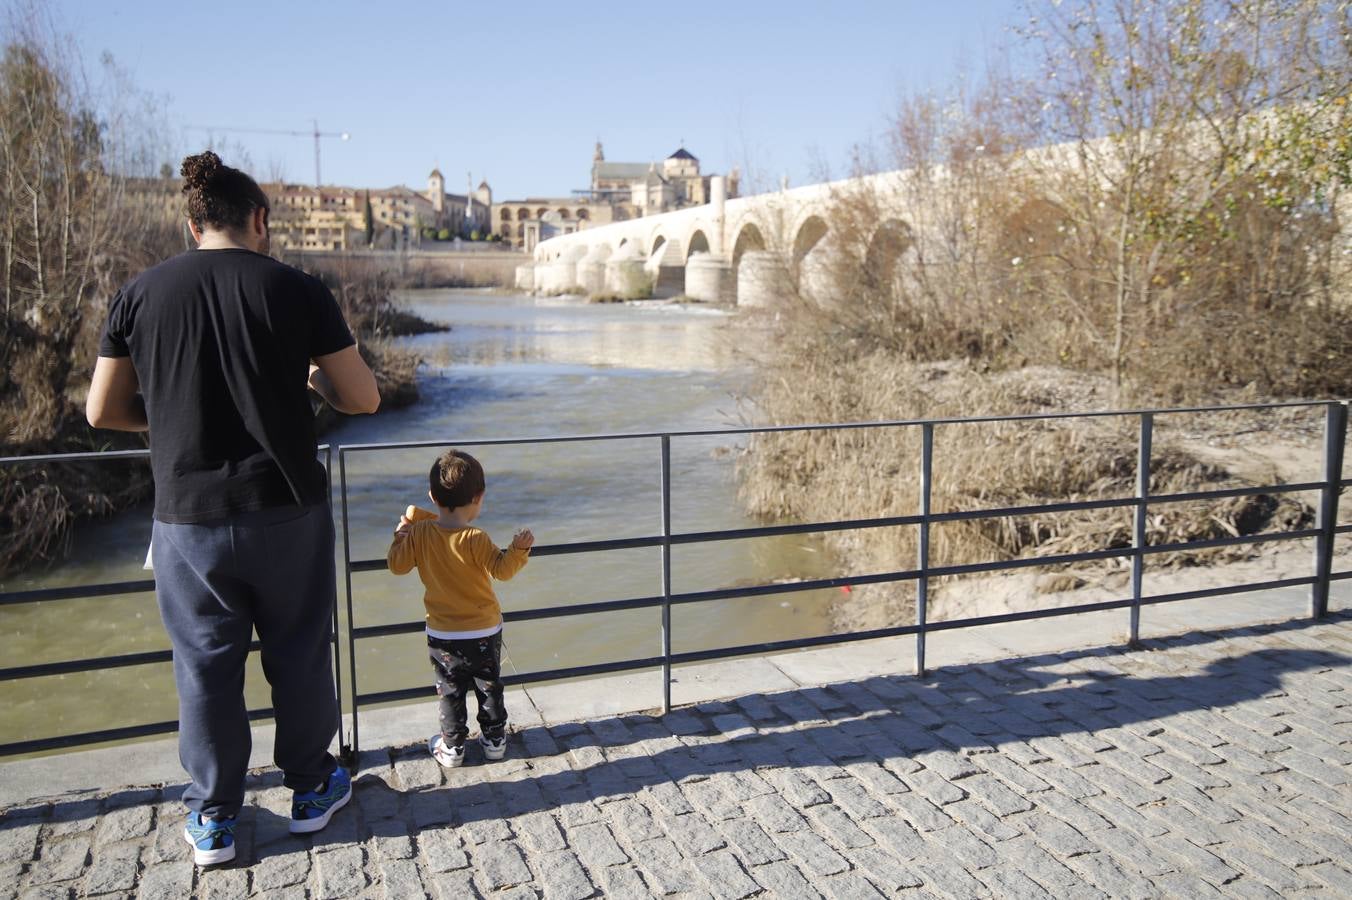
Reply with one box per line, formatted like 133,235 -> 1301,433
511,528 -> 535,551
310,345 -> 379,415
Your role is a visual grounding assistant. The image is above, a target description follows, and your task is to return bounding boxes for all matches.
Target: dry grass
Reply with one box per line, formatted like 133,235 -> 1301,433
737,350 -> 1316,629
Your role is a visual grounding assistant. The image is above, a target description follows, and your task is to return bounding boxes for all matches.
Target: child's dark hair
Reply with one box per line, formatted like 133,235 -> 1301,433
430,449 -> 485,510
180,150 -> 269,231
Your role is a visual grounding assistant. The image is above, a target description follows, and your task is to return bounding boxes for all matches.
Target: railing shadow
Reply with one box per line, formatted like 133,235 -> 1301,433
364,612 -> 1351,838
1,611 -> 1347,871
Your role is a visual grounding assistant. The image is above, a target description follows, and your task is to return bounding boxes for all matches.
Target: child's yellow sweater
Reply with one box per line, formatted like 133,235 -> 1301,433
387,507 -> 530,633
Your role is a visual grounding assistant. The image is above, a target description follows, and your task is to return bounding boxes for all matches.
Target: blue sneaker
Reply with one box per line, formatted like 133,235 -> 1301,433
289,766 -> 352,834
183,812 -> 236,865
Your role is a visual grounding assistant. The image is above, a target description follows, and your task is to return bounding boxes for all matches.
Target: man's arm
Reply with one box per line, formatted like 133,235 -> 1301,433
309,344 -> 380,415
86,356 -> 148,431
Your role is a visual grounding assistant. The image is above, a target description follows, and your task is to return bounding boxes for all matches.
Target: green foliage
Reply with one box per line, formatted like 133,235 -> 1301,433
437,228 -> 451,241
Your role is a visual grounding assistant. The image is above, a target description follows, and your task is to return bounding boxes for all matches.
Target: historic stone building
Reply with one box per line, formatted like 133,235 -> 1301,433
492,143 -> 739,252
266,169 -> 493,252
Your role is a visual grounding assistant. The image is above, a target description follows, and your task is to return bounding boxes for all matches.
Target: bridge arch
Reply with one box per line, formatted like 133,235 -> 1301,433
863,219 -> 915,289
731,222 -> 766,266
685,229 -> 711,261
791,215 -> 828,264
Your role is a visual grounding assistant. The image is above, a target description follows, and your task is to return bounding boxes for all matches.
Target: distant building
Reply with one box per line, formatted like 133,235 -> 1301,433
266,169 -> 493,252
491,143 -> 739,252
590,142 -> 736,215
492,199 -> 617,254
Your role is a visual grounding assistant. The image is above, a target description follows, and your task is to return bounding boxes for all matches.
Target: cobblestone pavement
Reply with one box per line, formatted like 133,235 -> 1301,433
2,614 -> 1350,899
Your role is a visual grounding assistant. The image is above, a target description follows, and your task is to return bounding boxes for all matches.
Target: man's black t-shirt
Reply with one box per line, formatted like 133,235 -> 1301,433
99,248 -> 355,523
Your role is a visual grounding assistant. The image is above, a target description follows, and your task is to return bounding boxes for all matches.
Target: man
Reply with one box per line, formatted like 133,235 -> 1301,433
87,150 -> 379,866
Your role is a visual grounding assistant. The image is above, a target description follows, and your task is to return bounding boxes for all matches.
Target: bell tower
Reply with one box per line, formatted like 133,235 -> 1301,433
427,168 -> 445,214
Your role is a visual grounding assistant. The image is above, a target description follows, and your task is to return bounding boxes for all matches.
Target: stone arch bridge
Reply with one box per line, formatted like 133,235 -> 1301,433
516,171 -> 918,307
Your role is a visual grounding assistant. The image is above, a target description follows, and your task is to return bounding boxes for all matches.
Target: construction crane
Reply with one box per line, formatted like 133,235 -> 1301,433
186,120 -> 350,187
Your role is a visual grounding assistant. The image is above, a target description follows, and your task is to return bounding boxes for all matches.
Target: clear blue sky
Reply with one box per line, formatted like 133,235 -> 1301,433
51,0 -> 1026,200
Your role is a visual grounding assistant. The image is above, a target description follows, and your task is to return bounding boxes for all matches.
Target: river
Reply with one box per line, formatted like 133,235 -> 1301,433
1,290 -> 838,751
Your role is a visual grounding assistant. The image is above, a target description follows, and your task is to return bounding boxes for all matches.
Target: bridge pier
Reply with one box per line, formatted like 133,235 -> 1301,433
605,245 -> 648,298
798,247 -> 836,305
514,263 -> 536,292
684,252 -> 733,303
577,246 -> 610,296
537,246 -> 587,294
736,250 -> 788,307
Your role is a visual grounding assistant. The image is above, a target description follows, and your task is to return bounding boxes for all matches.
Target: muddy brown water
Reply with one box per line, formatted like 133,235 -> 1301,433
1,290 -> 839,753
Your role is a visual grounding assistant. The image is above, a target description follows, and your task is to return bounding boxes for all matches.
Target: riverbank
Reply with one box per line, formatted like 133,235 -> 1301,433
734,351 -> 1337,636
0,265 -> 445,579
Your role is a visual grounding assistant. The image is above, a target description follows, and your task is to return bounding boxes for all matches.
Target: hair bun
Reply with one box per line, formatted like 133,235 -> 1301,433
180,150 -> 223,191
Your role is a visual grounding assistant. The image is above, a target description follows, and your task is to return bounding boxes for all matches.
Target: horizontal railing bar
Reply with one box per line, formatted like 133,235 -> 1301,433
349,570 -> 1328,700
347,493 -> 1315,576
0,721 -> 180,757
335,399 -> 1338,453
0,649 -> 173,680
303,529 -> 1331,650
0,445 -> 329,467
666,570 -> 924,606
929,547 -> 1132,579
0,579 -> 157,606
0,634 -> 340,680
1142,529 -> 1320,556
502,656 -> 661,685
931,497 -> 1137,523
929,598 -> 1138,631
1331,570 -> 1352,581
357,656 -> 668,703
0,704 -> 279,758
347,517 -> 932,573
665,624 -> 924,664
352,596 -> 671,640
0,449 -> 152,465
1138,575 -> 1316,605
1147,482 -> 1325,504
1335,524 -> 1352,535
669,514 -> 925,543
348,535 -> 664,571
506,595 -> 665,620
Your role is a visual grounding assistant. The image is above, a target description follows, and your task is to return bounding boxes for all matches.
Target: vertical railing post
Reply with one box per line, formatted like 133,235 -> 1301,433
659,435 -> 673,714
1131,413 -> 1153,647
915,423 -> 933,677
339,449 -> 361,760
1312,401 -> 1347,619
324,445 -> 349,766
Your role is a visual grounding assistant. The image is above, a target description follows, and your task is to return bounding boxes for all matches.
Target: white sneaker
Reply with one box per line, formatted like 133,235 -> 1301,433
429,734 -> 465,767
480,734 -> 507,761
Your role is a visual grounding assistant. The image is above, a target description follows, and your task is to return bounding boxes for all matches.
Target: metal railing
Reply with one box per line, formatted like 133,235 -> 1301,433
0,446 -> 344,757
2,401 -> 1348,760
336,399 -> 1350,757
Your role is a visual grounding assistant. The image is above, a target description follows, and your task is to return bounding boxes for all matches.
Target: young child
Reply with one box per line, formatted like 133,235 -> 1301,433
388,448 -> 533,766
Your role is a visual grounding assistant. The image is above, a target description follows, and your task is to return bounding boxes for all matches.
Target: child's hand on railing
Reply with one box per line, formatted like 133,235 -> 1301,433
394,504 -> 418,537
511,528 -> 535,550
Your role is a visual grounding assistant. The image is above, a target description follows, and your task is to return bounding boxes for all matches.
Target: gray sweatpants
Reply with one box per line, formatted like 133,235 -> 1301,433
152,503 -> 339,819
